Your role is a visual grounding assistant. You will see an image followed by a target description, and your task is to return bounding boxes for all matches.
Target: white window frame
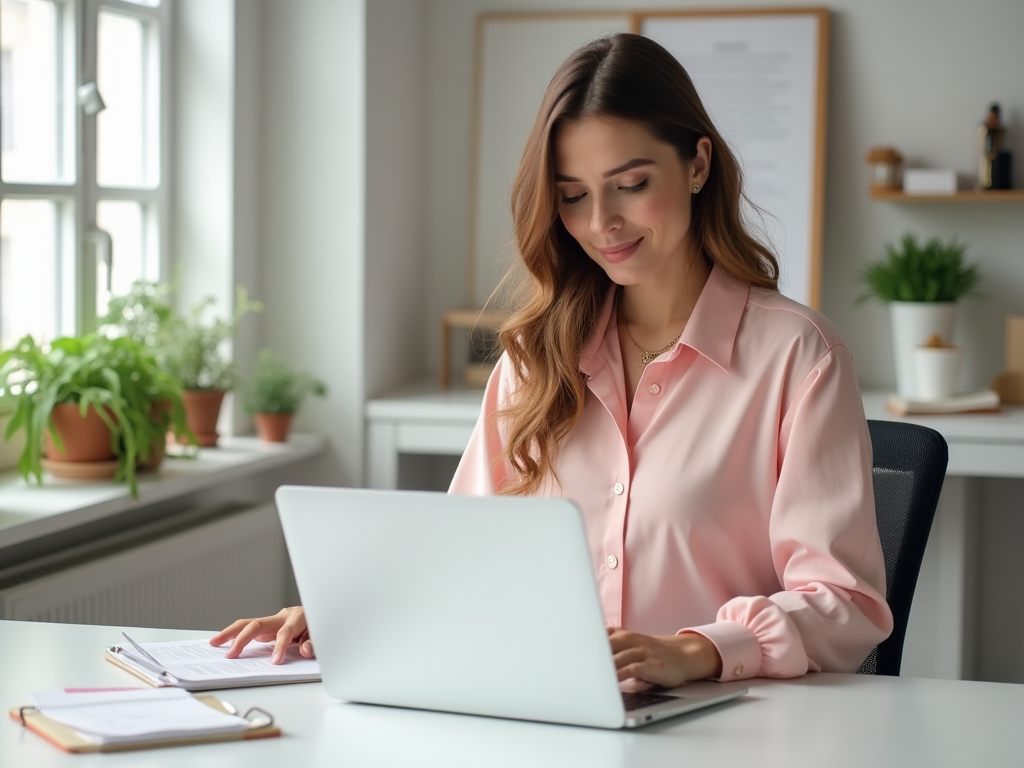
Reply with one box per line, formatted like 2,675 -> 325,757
0,0 -> 172,337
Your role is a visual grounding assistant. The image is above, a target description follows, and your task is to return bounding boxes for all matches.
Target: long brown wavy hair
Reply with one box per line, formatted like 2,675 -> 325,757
497,33 -> 779,495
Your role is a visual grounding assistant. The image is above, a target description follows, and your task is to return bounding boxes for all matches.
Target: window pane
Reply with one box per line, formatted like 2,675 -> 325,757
96,200 -> 156,317
97,11 -> 158,187
0,199 -> 58,349
1,0 -> 62,183
120,0 -> 160,6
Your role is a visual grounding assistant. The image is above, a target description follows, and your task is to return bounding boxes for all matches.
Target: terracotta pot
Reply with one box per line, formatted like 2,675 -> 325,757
140,399 -> 171,471
43,404 -> 115,463
179,390 -> 226,447
254,413 -> 293,443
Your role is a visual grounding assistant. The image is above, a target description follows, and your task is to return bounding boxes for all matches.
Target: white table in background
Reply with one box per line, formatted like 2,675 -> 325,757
2,619 -> 1022,767
365,380 -> 481,490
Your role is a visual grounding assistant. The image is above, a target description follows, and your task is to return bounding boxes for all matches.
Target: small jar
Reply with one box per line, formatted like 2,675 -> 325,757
914,334 -> 962,401
865,146 -> 903,191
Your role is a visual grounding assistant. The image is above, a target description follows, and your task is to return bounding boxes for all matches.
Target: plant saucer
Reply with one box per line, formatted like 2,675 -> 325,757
40,458 -> 119,481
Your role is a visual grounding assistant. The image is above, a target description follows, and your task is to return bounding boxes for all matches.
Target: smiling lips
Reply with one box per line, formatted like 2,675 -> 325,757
597,237 -> 643,264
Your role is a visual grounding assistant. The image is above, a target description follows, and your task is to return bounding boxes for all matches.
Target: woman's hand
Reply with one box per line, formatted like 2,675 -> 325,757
607,627 -> 722,687
209,607 -> 312,664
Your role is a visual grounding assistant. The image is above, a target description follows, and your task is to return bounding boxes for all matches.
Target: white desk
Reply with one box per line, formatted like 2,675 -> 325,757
366,382 -> 1024,682
365,381 -> 481,490
860,391 -> 1024,478
1,620 -> 1021,767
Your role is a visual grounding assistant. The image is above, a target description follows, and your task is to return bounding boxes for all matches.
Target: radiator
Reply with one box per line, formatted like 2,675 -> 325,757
0,503 -> 289,630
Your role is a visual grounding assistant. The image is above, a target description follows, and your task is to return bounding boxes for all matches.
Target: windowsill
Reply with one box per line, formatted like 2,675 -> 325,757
0,433 -> 327,550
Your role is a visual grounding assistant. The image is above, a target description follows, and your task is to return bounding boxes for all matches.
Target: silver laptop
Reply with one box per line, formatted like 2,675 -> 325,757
276,486 -> 747,729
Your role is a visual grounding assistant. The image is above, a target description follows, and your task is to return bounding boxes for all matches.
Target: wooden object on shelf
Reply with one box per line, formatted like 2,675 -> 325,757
865,146 -> 903,191
439,308 -> 506,388
870,188 -> 1024,202
991,316 -> 1024,405
1007,316 -> 1024,372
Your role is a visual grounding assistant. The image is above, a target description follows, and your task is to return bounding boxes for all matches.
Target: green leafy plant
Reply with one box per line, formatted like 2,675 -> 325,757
0,334 -> 189,497
161,287 -> 262,391
98,279 -> 175,349
857,233 -> 983,303
244,349 -> 326,415
103,282 -> 263,392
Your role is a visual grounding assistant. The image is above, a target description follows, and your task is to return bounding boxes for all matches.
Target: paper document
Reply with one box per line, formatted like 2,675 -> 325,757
106,638 -> 321,691
886,389 -> 1000,416
30,688 -> 246,745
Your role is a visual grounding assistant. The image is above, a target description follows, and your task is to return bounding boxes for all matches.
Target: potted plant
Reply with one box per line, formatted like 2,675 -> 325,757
0,334 -> 189,497
102,282 -> 262,447
858,233 -> 982,398
244,349 -> 326,442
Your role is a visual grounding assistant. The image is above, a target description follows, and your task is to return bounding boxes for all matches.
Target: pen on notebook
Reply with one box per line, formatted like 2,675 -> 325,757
117,632 -> 179,683
114,649 -> 178,683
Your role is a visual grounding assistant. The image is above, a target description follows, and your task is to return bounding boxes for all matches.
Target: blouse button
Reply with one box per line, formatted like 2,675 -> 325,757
613,482 -> 624,495
606,555 -> 618,569
648,383 -> 661,394
733,664 -> 744,677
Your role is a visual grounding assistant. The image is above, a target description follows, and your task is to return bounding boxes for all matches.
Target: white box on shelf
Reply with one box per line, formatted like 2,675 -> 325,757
902,168 -> 957,195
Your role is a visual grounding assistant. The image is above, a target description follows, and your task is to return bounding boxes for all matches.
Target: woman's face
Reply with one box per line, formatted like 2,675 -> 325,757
553,116 -> 710,287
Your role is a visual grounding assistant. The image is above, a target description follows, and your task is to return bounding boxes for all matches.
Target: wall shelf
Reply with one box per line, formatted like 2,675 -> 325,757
870,188 -> 1024,202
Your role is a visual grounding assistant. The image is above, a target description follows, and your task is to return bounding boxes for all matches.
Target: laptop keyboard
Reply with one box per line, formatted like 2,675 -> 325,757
621,692 -> 680,711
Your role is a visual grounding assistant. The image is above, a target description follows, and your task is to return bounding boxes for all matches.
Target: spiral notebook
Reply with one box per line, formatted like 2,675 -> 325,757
9,688 -> 279,753
105,636 -> 321,691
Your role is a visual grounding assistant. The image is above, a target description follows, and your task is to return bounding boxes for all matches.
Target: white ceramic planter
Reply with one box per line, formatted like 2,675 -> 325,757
890,301 -> 957,398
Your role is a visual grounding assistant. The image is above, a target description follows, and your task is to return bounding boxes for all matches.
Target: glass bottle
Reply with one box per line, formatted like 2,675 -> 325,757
978,103 -> 1006,190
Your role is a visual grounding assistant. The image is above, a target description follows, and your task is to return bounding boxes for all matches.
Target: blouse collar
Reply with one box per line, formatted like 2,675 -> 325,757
579,263 -> 750,377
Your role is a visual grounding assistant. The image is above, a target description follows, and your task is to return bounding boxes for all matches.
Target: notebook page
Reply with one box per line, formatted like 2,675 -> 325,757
140,638 -> 320,681
31,688 -> 246,744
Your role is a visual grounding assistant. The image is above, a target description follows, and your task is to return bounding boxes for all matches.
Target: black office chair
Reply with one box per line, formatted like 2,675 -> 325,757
857,419 -> 948,676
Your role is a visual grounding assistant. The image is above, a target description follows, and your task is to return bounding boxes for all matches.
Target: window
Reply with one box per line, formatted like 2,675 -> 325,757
0,0 -> 170,351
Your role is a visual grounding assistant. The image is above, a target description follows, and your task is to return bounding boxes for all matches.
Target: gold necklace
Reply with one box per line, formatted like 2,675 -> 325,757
618,305 -> 682,366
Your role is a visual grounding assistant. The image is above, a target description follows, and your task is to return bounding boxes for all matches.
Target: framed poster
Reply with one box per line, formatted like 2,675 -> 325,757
469,8 -> 829,309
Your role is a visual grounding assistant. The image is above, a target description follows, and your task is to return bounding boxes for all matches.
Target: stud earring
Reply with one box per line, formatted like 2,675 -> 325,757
693,183 -> 701,193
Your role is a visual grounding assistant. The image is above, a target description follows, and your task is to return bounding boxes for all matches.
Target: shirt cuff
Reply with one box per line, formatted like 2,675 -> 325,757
680,620 -> 761,682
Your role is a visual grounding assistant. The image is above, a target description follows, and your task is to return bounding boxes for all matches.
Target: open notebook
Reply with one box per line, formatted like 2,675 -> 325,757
106,637 -> 321,691
10,688 -> 279,753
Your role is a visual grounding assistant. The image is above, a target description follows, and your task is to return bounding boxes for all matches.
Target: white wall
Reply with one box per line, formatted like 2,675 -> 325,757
173,0 -> 234,344
176,0 -> 423,486
364,0 -> 426,399
232,1 -> 265,431
260,0 -> 367,485
173,0 -> 262,436
421,0 -> 1024,390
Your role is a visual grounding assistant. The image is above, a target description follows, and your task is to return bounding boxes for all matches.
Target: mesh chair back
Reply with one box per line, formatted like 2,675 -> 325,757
857,420 -> 948,676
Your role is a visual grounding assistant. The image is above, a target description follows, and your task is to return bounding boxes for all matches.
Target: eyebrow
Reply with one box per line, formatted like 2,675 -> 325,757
554,158 -> 655,183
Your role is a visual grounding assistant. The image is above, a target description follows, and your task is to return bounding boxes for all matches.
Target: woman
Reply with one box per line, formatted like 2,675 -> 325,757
214,33 -> 892,686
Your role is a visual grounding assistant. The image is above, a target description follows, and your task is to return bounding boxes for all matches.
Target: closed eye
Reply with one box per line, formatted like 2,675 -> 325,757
621,180 -> 648,193
561,192 -> 586,205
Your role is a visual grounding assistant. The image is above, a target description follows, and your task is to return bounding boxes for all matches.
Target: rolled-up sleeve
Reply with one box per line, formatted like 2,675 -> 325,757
683,344 -> 893,681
